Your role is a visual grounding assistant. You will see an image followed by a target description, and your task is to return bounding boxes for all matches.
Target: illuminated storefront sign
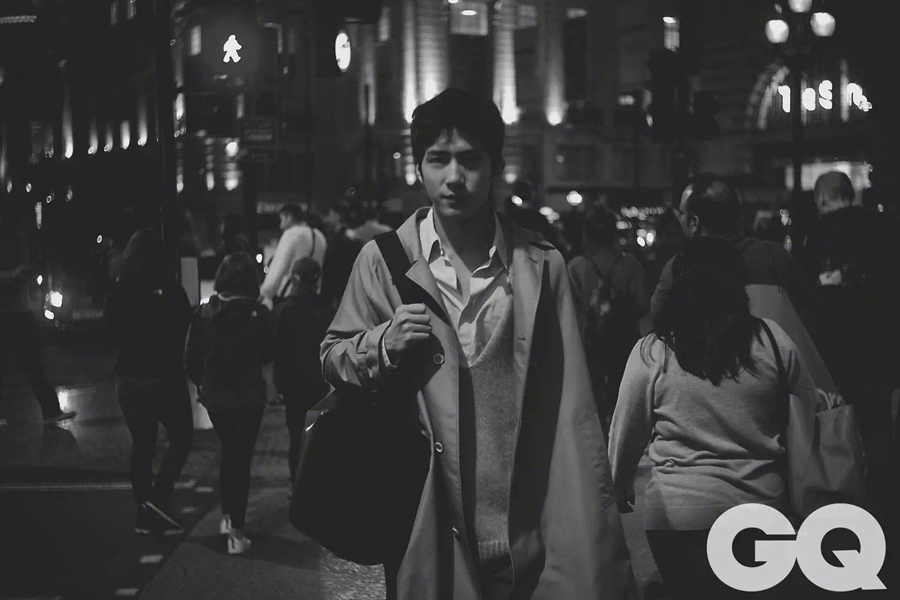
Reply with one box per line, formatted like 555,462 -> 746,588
775,79 -> 871,113
755,58 -> 871,130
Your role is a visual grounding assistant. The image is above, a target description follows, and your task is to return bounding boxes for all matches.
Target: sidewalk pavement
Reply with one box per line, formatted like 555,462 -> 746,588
138,402 -> 388,600
1,354 -> 661,599
140,404 -> 660,599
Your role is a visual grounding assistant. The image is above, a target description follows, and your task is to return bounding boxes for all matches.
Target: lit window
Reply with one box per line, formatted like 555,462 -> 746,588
516,2 -> 537,29
110,1 -> 118,25
450,1 -> 488,36
566,8 -> 587,19
378,6 -> 390,42
190,25 -> 201,56
127,0 -> 136,20
663,16 -> 680,51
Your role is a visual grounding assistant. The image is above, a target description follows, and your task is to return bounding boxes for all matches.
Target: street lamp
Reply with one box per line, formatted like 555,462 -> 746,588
764,1 -> 835,218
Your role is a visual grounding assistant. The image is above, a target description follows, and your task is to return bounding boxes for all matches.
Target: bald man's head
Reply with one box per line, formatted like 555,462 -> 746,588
814,171 -> 856,215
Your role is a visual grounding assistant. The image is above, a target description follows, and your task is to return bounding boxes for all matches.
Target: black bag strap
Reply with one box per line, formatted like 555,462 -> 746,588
374,231 -> 416,305
758,318 -> 790,428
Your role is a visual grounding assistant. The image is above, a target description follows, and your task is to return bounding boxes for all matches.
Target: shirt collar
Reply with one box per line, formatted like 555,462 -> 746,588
419,208 -> 509,270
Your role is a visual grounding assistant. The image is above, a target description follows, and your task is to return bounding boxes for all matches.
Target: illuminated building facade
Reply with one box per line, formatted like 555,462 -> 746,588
0,0 -> 165,244
363,0 -> 679,214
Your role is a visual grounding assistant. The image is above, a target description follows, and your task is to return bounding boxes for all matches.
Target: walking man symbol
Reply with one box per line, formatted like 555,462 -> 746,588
223,35 -> 242,63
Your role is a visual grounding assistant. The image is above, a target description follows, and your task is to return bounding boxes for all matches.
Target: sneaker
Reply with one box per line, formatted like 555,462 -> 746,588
227,530 -> 252,555
142,500 -> 185,535
219,515 -> 232,535
135,504 -> 153,535
43,409 -> 77,425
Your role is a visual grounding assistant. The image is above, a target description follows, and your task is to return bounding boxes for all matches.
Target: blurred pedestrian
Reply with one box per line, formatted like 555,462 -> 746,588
103,229 -> 193,536
321,201 -> 363,311
272,257 -> 331,483
321,87 -> 636,599
347,201 -> 392,245
260,204 -> 326,308
800,170 -> 900,546
567,205 -> 651,439
184,251 -> 274,555
652,177 -> 814,323
0,208 -> 76,425
610,237 -> 816,599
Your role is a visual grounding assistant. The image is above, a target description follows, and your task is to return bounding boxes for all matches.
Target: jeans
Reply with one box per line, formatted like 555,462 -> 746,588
207,404 -> 265,529
116,375 -> 193,507
0,311 -> 61,416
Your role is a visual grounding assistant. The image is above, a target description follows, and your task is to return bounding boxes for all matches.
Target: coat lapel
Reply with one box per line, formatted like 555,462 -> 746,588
505,217 -> 547,418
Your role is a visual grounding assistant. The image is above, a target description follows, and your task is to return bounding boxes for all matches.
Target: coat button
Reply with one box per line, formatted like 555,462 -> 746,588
433,354 -> 445,365
434,442 -> 444,453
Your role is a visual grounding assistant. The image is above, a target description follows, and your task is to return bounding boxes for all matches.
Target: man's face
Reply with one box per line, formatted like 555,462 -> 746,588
278,213 -> 293,231
417,129 -> 495,223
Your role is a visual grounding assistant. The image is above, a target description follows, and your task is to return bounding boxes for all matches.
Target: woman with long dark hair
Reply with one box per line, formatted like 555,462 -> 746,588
609,237 -> 818,598
184,251 -> 273,555
103,229 -> 193,535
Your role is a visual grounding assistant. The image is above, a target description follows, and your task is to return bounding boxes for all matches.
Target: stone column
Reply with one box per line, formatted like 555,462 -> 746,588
537,0 -> 565,125
493,0 -> 518,124
416,0 -> 451,102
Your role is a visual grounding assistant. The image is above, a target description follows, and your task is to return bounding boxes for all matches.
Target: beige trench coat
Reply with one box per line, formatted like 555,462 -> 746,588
320,208 -> 637,599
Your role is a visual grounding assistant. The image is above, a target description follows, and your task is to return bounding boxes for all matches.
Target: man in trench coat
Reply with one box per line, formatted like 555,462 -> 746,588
320,88 -> 636,599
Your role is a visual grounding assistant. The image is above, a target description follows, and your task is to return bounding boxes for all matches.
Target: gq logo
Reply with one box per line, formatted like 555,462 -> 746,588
707,504 -> 886,592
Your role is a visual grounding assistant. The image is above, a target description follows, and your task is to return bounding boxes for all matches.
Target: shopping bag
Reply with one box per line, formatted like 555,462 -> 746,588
759,319 -> 865,519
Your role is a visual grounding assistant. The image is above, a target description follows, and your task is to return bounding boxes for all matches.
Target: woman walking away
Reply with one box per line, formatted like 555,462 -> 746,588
103,229 -> 194,536
609,237 -> 819,599
185,251 -> 273,555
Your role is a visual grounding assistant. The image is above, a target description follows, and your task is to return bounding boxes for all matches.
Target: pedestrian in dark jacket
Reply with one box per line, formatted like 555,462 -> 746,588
103,229 -> 194,536
184,251 -> 274,555
271,257 -> 332,482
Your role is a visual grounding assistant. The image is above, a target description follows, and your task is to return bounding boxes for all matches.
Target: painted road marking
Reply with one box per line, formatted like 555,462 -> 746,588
196,485 -> 214,493
181,506 -> 198,514
175,478 -> 197,489
114,588 -> 139,596
139,554 -> 164,565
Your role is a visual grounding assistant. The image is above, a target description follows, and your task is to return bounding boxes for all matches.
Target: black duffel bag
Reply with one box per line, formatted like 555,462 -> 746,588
289,232 -> 431,566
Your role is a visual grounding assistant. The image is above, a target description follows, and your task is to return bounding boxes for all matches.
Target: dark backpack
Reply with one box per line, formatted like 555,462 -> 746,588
582,254 -> 639,377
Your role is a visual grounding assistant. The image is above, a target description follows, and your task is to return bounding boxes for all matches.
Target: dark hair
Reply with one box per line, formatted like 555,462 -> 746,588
684,177 -> 741,236
279,203 -> 305,223
647,237 -> 758,385
411,87 -> 505,174
583,205 -> 619,246
214,251 -> 260,297
291,256 -> 322,289
119,229 -> 166,285
813,170 -> 855,203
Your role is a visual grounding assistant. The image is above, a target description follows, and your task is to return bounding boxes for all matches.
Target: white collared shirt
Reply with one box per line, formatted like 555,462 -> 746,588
418,208 -> 512,363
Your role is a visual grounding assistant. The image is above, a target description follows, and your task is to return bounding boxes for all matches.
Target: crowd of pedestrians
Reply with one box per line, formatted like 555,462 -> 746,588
4,85 -> 896,598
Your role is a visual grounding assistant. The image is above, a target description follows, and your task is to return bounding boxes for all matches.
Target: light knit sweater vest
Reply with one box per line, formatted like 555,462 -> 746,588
458,297 -> 516,564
